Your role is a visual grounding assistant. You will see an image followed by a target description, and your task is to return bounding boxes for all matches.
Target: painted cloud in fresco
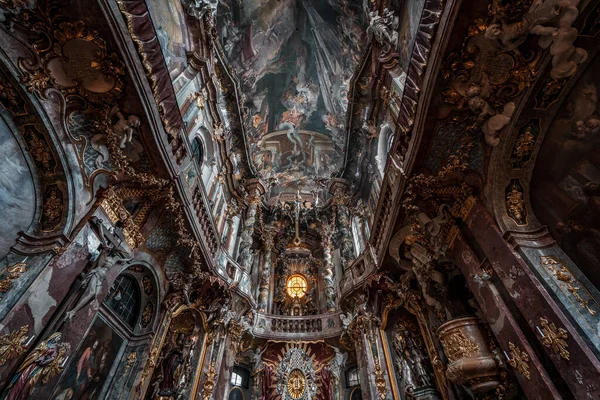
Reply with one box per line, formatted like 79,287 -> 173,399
217,0 -> 367,192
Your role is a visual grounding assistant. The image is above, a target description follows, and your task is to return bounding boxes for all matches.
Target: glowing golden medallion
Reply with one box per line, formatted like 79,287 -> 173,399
287,369 -> 306,398
286,274 -> 307,298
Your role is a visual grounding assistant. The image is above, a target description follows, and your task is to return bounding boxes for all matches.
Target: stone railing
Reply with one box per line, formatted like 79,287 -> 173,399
215,249 -> 253,299
252,312 -> 343,340
340,244 -> 377,299
270,317 -> 322,333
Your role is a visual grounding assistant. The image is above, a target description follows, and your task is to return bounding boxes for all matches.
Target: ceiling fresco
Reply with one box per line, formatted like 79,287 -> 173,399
217,0 -> 367,197
145,0 -> 190,76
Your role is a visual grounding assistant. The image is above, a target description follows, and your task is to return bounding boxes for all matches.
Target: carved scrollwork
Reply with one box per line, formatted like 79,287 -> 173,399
439,331 -> 480,362
15,6 -> 124,105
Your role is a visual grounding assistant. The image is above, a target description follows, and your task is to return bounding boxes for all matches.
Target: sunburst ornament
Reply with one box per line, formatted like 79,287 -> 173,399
276,346 -> 317,400
287,369 -> 306,398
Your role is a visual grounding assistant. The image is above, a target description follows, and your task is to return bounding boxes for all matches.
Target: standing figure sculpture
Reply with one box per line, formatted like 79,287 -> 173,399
64,245 -> 129,322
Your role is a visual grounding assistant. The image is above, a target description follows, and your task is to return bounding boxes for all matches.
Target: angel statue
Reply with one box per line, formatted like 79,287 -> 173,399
326,347 -> 347,400
182,0 -> 219,21
3,332 -> 70,400
339,311 -> 354,331
112,110 -> 141,149
201,296 -> 232,329
250,346 -> 267,399
449,72 -> 515,146
367,8 -> 399,56
64,245 -> 130,322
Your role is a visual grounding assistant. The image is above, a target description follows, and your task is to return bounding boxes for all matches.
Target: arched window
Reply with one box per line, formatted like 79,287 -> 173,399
231,366 -> 250,388
104,275 -> 140,328
191,136 -> 204,167
346,367 -> 360,387
350,387 -> 363,400
229,387 -> 244,400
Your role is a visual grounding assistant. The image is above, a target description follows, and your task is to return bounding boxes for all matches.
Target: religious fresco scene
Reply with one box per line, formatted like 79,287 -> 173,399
0,0 -> 599,399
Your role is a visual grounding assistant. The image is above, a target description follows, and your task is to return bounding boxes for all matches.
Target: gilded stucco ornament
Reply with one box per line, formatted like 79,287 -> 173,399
439,331 -> 480,362
124,351 -> 137,373
442,10 -> 541,147
438,317 -> 500,394
0,262 -> 27,296
538,317 -> 570,360
507,342 -> 531,380
0,326 -> 30,366
510,121 -> 539,168
100,187 -> 146,249
15,7 -> 124,105
505,180 -> 527,225
201,362 -> 217,400
485,0 -> 587,79
374,359 -> 388,400
4,332 -> 70,398
276,347 -> 318,400
541,256 -> 597,316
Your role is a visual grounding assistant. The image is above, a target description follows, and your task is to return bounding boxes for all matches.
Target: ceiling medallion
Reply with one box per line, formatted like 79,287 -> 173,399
277,347 -> 317,400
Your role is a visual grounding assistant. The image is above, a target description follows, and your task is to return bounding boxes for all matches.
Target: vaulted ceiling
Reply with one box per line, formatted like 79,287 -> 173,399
216,0 -> 367,201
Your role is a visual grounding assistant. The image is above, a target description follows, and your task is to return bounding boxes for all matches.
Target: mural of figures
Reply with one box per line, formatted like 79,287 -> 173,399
216,0 -> 367,193
2,333 -> 69,400
51,317 -> 124,400
0,117 -> 35,260
531,54 -> 600,289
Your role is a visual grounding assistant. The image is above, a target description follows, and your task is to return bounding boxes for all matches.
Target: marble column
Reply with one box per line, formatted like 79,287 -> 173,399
322,233 -> 337,312
237,188 -> 261,271
257,226 -> 275,312
332,183 -> 355,269
222,202 -> 239,251
212,319 -> 245,400
349,316 -> 393,400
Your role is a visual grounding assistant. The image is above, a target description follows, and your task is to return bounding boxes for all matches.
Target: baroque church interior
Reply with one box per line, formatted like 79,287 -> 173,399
0,0 -> 599,399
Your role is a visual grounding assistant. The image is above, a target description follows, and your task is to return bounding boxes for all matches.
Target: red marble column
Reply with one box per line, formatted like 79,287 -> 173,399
454,202 -> 600,398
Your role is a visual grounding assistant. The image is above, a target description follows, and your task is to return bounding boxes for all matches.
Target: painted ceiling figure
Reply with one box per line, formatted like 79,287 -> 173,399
217,0 -> 366,195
